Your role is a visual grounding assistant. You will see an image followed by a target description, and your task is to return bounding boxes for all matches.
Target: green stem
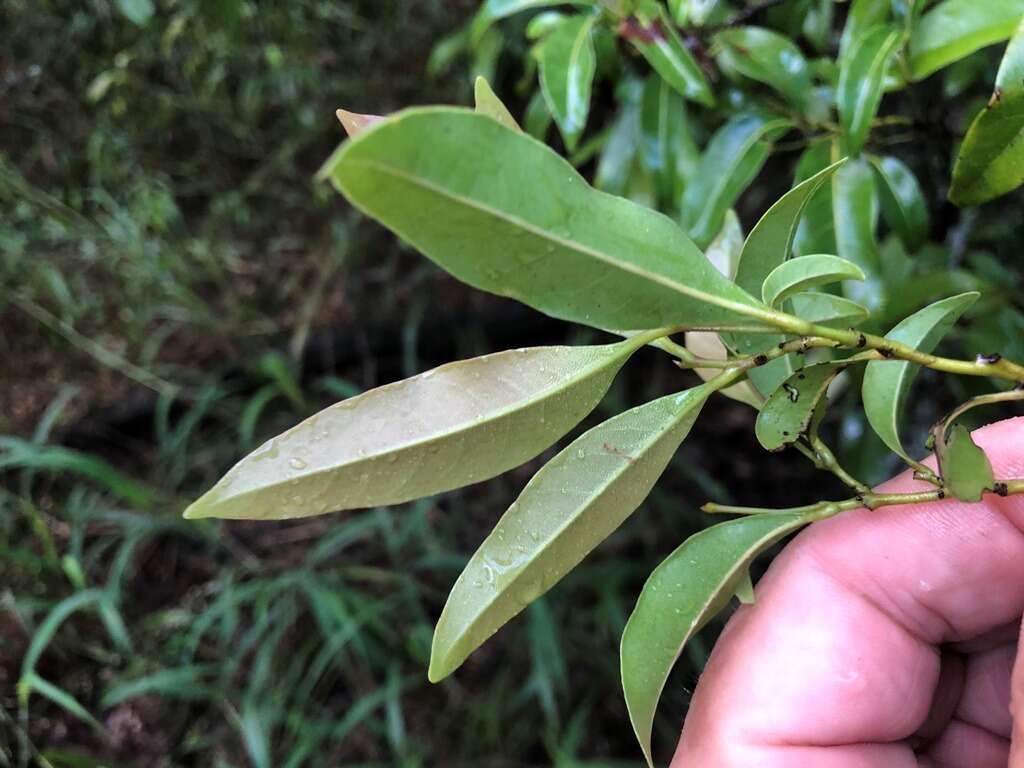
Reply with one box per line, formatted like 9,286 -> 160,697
937,388 -> 1024,435
703,480 -> 1024,520
806,434 -> 870,494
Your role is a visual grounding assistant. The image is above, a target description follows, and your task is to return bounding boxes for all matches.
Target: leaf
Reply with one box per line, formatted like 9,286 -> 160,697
862,292 -> 979,459
536,14 -> 598,151
832,158 -> 885,311
639,74 -> 699,209
524,90 -> 553,140
838,25 -> 903,155
727,159 -> 844,395
321,108 -> 764,331
595,84 -> 642,195
474,77 -> 521,131
908,0 -> 1024,81
429,385 -> 712,682
839,0 -> 892,61
761,255 -> 865,308
470,0 -> 597,45
669,0 -> 720,26
869,154 -> 930,250
793,140 -> 838,256
336,109 -> 384,138
621,512 -> 810,767
682,112 -> 793,248
949,17 -> 1024,206
935,423 -> 996,502
715,26 -> 812,110
115,0 -> 154,26
790,292 -> 870,327
626,3 -> 715,107
184,340 -> 647,520
755,362 -> 847,450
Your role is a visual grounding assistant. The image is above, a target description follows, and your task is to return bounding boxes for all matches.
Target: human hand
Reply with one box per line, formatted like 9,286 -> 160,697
674,417 -> 1024,767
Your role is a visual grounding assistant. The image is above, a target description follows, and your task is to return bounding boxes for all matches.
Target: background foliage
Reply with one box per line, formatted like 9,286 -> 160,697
2,0 -> 1024,766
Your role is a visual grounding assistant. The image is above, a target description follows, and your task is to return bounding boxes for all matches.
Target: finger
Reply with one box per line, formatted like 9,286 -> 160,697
920,719 -> 1009,767
955,643 -> 1015,738
1012,615 -> 1024,767
673,416 -> 1024,767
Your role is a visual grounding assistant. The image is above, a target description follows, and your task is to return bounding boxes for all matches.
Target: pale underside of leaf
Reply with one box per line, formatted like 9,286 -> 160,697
429,385 -> 712,682
621,512 -> 809,768
184,341 -> 641,520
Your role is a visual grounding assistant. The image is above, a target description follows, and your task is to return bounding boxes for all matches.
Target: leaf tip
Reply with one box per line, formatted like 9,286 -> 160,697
335,108 -> 383,138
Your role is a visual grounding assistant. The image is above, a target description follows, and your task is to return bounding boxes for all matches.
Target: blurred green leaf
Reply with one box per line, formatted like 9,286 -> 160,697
838,25 -> 903,155
474,76 -> 521,130
322,109 -> 763,331
627,3 -> 714,107
536,14 -> 598,151
755,362 -> 847,450
639,74 -> 698,209
429,384 -> 711,682
862,292 -> 979,459
682,112 -> 792,248
935,423 -> 995,501
908,0 -> 1024,80
832,158 -> 885,311
115,0 -> 154,26
669,0 -> 721,26
870,155 -> 930,251
715,26 -> 811,110
949,18 -> 1024,206
621,512 -> 809,768
595,85 -> 642,195
186,340 -> 646,520
761,255 -> 865,308
470,0 -> 597,45
839,0 -> 891,60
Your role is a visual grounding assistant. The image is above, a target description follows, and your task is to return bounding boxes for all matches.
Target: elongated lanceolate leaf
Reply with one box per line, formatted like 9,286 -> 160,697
536,14 -> 598,151
715,26 -> 811,110
949,17 -> 1024,206
870,154 -> 929,251
761,255 -> 865,308
639,74 -> 698,210
838,25 -> 903,156
790,293 -> 870,327
185,340 -> 647,520
755,362 -> 847,450
832,158 -> 885,311
839,0 -> 891,60
429,385 -> 712,682
793,140 -> 839,257
682,112 -> 793,248
862,292 -> 979,459
908,0 -> 1024,81
626,3 -> 714,107
621,512 -> 809,768
474,76 -> 521,130
321,109 -> 764,331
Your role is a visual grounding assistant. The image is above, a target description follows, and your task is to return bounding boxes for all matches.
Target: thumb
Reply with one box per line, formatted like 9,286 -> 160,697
1013,615 -> 1024,767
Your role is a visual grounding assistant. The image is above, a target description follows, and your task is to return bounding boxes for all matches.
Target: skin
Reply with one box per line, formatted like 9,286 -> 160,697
674,416 -> 1024,767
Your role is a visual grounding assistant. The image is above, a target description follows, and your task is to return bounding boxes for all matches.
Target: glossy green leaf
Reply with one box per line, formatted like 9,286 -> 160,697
761,255 -> 866,308
621,512 -> 809,767
790,292 -> 870,327
595,90 -> 641,195
755,362 -> 847,450
715,26 -> 811,109
832,158 -> 885,311
935,423 -> 996,502
536,14 -> 598,151
908,0 -> 1024,81
870,155 -> 930,250
838,25 -> 903,155
474,76 -> 521,131
682,112 -> 793,248
862,292 -> 979,459
793,140 -> 839,256
669,0 -> 720,26
639,74 -> 699,209
839,0 -> 891,60
184,340 -> 647,520
429,385 -> 712,682
526,11 -> 567,39
949,18 -> 1024,206
803,0 -> 834,51
524,90 -> 553,140
627,3 -> 715,106
470,0 -> 597,45
322,108 -> 764,331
